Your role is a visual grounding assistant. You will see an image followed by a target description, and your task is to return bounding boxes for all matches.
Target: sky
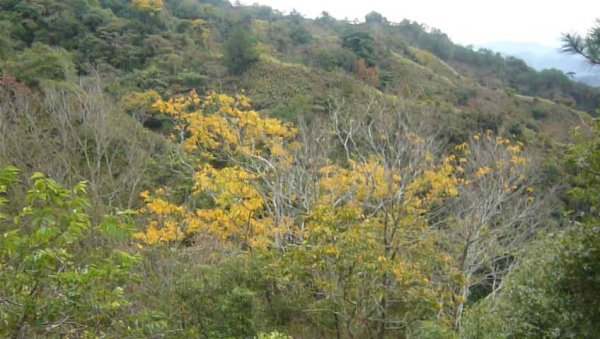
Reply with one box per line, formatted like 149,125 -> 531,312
236,0 -> 600,48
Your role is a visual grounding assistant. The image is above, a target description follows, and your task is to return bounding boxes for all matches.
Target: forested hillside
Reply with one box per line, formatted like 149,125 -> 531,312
1,1 -> 599,337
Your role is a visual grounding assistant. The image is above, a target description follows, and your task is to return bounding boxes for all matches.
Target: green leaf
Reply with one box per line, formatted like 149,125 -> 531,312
0,166 -> 20,188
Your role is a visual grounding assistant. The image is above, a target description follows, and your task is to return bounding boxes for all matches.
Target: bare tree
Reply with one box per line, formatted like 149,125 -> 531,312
0,75 -> 166,212
447,136 -> 551,327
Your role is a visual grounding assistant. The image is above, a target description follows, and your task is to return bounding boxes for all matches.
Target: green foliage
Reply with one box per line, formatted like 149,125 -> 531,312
419,320 -> 458,339
464,119 -> 600,338
174,267 -> 258,337
133,249 -> 300,338
289,24 -> 312,45
462,225 -> 600,338
342,31 -> 376,67
563,19 -> 600,65
532,107 -> 547,120
0,167 -> 141,337
314,47 -> 356,72
224,26 -> 259,75
397,21 -> 600,113
0,20 -> 16,59
258,331 -> 292,339
565,122 -> 600,215
5,43 -> 75,86
272,93 -> 313,122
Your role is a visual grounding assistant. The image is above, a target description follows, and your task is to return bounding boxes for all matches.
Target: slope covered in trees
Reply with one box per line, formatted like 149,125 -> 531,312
1,1 -> 599,337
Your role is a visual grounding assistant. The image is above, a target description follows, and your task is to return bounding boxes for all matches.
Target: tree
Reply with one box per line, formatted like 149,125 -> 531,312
462,223 -> 600,338
365,11 -> 387,25
463,51 -> 600,336
342,31 -> 376,67
5,43 -> 75,86
356,57 -> 380,87
317,104 -> 547,336
224,26 -> 259,75
0,78 -> 162,210
135,91 -> 299,249
289,24 -> 312,45
446,133 -> 547,328
284,156 -> 463,337
562,19 -> 600,64
0,167 -> 141,337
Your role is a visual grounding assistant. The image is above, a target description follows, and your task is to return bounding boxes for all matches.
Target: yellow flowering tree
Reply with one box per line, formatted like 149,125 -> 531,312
135,91 -> 299,249
283,154 -> 464,337
133,91 -> 543,336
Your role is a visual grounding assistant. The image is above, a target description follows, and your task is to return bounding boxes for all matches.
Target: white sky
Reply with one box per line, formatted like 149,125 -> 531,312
237,0 -> 600,47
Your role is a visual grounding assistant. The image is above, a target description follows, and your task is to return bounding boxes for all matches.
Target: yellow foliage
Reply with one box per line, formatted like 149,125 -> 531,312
475,166 -> 493,178
132,0 -> 164,14
407,155 -> 461,204
190,19 -> 211,45
134,220 -> 185,245
145,197 -> 185,216
511,155 -> 527,166
152,91 -> 297,161
136,92 -> 297,249
506,144 -> 522,154
135,163 -> 273,248
122,90 -> 161,114
318,159 -> 404,205
454,142 -> 469,152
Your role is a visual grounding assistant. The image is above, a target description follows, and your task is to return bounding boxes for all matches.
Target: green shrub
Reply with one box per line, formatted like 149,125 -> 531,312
0,167 -> 141,337
5,43 -> 75,86
224,26 -> 259,75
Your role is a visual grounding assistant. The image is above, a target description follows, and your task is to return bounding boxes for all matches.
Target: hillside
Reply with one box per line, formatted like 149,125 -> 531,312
1,1 -> 599,338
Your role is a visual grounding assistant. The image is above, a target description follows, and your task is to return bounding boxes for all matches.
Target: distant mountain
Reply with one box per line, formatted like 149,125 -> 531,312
480,41 -> 600,87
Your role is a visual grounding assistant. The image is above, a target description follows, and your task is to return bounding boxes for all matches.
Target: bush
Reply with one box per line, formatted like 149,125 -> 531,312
5,43 -> 75,86
462,225 -> 600,338
314,48 -> 356,72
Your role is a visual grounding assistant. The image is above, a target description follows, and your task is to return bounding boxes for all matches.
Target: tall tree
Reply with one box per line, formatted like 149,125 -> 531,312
342,31 -> 376,67
224,26 -> 259,75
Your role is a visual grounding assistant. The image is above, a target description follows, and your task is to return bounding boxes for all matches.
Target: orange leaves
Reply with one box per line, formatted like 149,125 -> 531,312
356,58 -> 380,87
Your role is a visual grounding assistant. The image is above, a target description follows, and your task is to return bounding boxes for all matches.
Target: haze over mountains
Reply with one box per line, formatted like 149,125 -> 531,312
480,41 -> 600,87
